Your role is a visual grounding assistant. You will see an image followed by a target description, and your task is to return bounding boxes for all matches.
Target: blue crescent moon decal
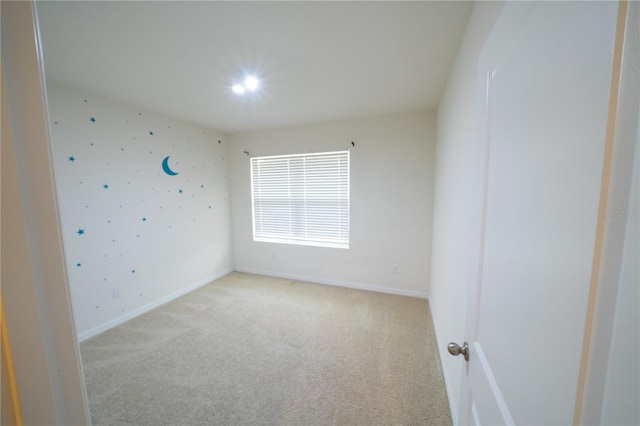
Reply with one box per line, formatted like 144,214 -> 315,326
162,156 -> 179,176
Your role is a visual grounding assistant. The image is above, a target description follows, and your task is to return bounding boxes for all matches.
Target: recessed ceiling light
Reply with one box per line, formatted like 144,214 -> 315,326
244,76 -> 259,91
232,84 -> 246,94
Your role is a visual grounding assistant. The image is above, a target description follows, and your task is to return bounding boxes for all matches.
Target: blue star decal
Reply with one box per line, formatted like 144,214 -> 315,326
90,117 -> 96,122
77,229 -> 85,236
68,156 -> 75,162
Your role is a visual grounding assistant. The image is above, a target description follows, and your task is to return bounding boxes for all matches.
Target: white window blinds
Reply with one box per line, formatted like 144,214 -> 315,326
250,150 -> 349,249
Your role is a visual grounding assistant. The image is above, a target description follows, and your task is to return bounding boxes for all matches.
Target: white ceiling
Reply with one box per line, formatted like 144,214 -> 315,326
37,1 -> 473,134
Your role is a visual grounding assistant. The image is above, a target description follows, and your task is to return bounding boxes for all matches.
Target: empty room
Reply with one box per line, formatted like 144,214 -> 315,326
2,1 -> 638,426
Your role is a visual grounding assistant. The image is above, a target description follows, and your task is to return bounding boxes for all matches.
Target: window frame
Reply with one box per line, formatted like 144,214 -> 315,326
250,150 -> 350,249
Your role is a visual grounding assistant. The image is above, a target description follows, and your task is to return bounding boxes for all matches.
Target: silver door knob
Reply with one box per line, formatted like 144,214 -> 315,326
448,342 -> 469,361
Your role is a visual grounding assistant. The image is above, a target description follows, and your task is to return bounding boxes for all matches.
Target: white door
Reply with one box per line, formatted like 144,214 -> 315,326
452,2 -> 620,425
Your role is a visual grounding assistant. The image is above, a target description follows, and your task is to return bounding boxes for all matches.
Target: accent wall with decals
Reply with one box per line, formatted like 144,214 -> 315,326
47,84 -> 232,340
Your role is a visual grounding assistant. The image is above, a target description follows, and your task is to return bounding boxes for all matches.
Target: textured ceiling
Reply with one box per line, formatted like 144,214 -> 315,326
37,1 -> 473,134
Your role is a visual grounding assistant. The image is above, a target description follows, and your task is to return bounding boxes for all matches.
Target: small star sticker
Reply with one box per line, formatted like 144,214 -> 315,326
77,229 -> 85,235
90,117 -> 96,122
68,156 -> 75,162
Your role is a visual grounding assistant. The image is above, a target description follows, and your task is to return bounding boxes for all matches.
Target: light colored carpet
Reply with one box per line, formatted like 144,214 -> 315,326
80,272 -> 452,425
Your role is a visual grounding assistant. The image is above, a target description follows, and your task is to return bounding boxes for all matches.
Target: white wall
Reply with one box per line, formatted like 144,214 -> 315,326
601,117 -> 639,425
46,85 -> 232,339
430,2 -> 504,422
228,112 -> 435,298
600,7 -> 640,415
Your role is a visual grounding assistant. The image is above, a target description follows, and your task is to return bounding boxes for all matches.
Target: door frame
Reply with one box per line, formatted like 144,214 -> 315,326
1,1 -> 90,423
578,1 -> 639,424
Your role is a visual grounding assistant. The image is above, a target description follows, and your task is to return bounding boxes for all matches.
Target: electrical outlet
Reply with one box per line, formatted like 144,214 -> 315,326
112,287 -> 121,299
392,263 -> 399,274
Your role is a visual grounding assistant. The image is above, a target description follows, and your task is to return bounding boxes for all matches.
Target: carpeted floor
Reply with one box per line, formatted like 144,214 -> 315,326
80,272 -> 452,425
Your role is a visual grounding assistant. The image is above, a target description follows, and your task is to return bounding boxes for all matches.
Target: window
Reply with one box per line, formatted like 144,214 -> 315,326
250,150 -> 349,249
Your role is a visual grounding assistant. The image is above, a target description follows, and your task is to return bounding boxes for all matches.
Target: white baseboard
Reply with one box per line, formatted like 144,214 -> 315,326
78,267 -> 429,342
233,266 -> 429,299
77,269 -> 232,342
